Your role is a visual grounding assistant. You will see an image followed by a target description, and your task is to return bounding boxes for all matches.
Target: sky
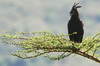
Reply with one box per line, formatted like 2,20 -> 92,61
0,0 -> 100,66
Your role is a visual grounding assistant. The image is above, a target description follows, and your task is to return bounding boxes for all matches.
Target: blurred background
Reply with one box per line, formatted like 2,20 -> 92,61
0,0 -> 100,66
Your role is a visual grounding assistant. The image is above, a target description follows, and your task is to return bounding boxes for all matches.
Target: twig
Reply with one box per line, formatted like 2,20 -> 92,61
31,47 -> 100,63
30,46 -> 100,63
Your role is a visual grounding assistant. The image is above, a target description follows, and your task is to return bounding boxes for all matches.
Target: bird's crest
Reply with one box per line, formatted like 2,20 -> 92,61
70,2 -> 81,16
72,2 -> 81,9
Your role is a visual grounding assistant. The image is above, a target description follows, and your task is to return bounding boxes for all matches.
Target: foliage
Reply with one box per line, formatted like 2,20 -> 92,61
0,31 -> 100,63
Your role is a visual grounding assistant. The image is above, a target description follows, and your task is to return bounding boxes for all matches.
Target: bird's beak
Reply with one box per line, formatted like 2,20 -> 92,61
70,14 -> 72,16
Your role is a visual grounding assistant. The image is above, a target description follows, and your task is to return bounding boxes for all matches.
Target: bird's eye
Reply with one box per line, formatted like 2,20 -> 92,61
70,11 -> 75,15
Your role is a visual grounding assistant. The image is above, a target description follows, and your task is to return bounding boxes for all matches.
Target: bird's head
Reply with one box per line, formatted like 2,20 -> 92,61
70,2 -> 81,16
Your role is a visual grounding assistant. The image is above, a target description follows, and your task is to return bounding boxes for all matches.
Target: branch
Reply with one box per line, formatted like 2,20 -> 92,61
77,51 -> 100,63
0,31 -> 100,63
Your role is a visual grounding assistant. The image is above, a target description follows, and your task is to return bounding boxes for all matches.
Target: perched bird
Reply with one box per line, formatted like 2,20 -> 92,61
68,3 -> 84,43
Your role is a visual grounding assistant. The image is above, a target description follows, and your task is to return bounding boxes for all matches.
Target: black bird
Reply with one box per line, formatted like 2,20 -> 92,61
68,3 -> 84,43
